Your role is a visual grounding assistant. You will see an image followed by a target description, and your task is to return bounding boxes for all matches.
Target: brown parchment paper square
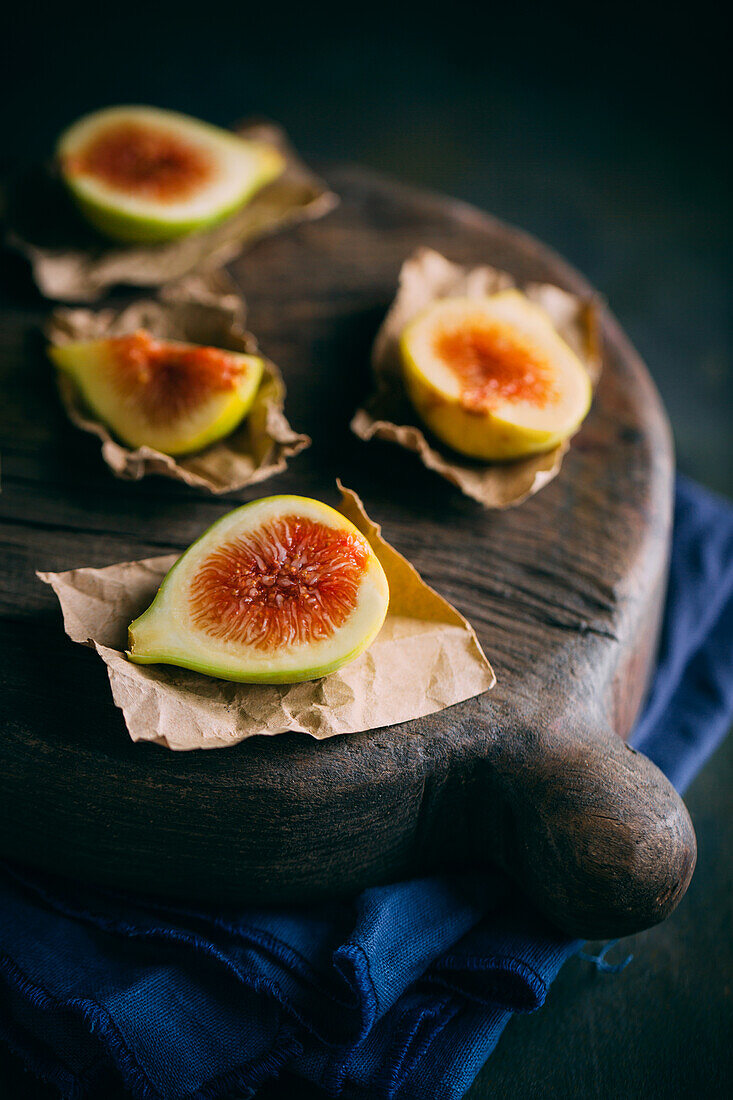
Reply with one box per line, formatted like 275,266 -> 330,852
46,271 -> 310,494
351,247 -> 602,508
38,484 -> 495,751
7,121 -> 338,302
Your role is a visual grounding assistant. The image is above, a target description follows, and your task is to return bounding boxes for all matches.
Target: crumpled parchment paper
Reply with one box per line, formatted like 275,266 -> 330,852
351,247 -> 602,508
7,121 -> 338,302
46,271 -> 310,493
38,484 -> 495,751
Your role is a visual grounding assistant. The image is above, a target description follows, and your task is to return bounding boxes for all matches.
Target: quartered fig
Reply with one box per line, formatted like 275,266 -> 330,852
50,330 -> 264,455
400,291 -> 592,461
128,495 -> 390,683
57,106 -> 285,243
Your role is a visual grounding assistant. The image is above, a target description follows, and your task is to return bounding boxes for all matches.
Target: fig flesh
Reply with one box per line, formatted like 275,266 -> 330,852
128,496 -> 390,683
400,291 -> 592,461
57,106 -> 285,243
50,330 -> 264,455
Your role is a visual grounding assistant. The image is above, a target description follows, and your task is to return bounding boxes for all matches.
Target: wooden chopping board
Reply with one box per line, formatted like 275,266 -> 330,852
0,167 -> 696,939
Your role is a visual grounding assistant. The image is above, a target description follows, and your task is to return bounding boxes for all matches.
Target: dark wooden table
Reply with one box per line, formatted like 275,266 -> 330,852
0,166 -> 696,946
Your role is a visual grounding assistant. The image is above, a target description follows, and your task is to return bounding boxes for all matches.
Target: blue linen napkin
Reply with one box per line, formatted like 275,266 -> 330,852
1,474 -> 732,1100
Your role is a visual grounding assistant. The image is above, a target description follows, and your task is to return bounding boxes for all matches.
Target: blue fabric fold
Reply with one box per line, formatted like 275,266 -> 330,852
2,474 -> 732,1100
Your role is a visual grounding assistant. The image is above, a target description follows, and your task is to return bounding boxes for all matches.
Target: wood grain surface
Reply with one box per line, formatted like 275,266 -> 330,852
0,167 -> 696,938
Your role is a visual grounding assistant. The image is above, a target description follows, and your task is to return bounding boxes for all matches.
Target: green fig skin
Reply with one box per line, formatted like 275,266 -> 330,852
67,186 -> 269,245
57,106 -> 285,244
128,496 -> 390,684
49,335 -> 264,457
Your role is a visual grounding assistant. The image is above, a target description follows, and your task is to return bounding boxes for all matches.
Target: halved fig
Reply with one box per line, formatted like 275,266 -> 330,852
57,106 -> 285,243
50,330 -> 264,455
128,496 -> 390,683
400,291 -> 592,461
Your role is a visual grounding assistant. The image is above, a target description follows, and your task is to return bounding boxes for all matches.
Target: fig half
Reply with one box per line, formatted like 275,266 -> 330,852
128,496 -> 390,683
400,291 -> 592,461
57,106 -> 285,243
50,331 -> 264,456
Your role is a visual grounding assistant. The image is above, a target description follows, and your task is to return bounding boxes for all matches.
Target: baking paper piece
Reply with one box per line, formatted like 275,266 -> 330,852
351,247 -> 602,508
38,484 -> 495,751
7,122 -> 338,302
46,272 -> 310,493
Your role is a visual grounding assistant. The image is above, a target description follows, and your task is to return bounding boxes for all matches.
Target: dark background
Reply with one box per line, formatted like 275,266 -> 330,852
1,1 -> 731,1096
2,0 -> 730,497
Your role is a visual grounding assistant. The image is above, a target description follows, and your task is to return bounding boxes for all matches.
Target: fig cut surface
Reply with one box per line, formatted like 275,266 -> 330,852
400,291 -> 592,461
128,495 -> 390,683
57,106 -> 285,242
50,331 -> 264,456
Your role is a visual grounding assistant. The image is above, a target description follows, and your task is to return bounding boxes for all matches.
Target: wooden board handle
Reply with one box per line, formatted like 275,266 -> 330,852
467,717 -> 697,938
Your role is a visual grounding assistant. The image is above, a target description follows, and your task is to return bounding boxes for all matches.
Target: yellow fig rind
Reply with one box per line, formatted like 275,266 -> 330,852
399,292 -> 593,462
